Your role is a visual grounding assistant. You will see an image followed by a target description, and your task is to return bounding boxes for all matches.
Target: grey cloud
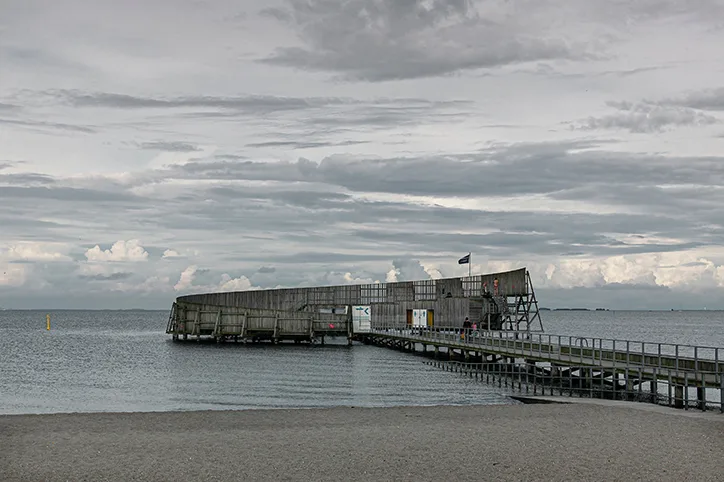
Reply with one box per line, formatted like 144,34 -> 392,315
50,90 -> 471,131
259,7 -> 292,22
260,0 -> 586,81
572,100 -> 718,133
246,140 -> 368,149
207,186 -> 351,209
0,103 -> 19,111
0,217 -> 66,229
0,118 -> 96,134
159,141 -> 639,198
78,272 -> 134,281
520,63 -> 671,79
549,183 -> 724,218
347,228 -> 701,258
56,90 -> 354,111
262,252 -> 398,264
3,46 -> 92,73
664,87 -> 724,111
158,141 -> 724,217
215,154 -> 249,161
150,188 -> 707,261
139,141 -> 201,152
257,266 -> 276,274
6,139 -> 724,298
125,140 -> 724,261
681,261 -> 709,267
0,172 -> 56,184
0,186 -> 140,203
177,100 -> 472,134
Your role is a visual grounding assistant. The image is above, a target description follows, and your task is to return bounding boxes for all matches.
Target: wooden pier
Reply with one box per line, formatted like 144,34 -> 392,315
166,267 -> 723,413
360,327 -> 724,412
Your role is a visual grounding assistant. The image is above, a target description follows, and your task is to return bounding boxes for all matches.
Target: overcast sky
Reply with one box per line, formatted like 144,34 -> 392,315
3,0 -> 724,310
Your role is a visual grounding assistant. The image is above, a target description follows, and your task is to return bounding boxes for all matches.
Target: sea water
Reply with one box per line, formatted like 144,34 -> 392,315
1,309 -> 722,415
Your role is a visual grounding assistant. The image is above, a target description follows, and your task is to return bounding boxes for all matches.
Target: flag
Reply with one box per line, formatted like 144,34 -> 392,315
458,253 -> 470,264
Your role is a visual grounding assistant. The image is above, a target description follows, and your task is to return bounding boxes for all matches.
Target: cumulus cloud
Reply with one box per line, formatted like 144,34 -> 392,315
162,249 -> 181,258
0,263 -> 29,287
385,259 -> 440,283
1,242 -> 71,262
174,265 -> 260,293
85,240 -> 149,262
174,265 -> 198,292
219,273 -> 254,292
111,275 -> 173,294
475,251 -> 724,292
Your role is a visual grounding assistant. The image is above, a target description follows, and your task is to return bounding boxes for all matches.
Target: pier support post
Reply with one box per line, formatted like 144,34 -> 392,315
626,378 -> 636,397
674,385 -> 684,409
551,364 -> 560,387
434,346 -> 439,359
697,386 -> 706,411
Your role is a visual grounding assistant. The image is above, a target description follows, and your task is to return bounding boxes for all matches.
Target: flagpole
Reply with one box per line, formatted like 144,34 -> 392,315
468,252 -> 471,277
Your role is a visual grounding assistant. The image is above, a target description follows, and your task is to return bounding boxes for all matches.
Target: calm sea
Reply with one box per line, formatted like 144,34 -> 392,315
1,309 -> 723,415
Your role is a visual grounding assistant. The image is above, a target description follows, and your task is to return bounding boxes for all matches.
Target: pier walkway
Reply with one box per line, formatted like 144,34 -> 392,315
359,326 -> 724,412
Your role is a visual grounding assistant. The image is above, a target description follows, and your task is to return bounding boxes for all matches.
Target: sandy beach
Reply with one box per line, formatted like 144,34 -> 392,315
1,401 -> 722,481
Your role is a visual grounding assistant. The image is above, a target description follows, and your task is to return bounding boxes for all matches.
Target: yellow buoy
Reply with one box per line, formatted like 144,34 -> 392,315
46,314 -> 51,331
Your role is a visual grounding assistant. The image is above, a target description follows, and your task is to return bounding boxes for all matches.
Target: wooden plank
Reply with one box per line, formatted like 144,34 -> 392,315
213,308 -> 222,338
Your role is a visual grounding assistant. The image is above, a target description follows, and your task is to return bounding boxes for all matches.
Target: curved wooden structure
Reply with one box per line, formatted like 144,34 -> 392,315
165,268 -> 544,343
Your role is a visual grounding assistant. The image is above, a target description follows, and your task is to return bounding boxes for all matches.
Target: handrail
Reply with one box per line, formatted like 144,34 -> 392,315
366,324 -> 723,364
369,324 -> 723,352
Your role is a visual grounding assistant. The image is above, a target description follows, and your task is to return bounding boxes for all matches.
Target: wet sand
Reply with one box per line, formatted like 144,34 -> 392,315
1,402 -> 722,481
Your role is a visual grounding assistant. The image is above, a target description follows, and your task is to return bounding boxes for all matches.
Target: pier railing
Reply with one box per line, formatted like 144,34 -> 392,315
364,325 -> 724,412
368,325 -> 723,375
423,359 -> 724,412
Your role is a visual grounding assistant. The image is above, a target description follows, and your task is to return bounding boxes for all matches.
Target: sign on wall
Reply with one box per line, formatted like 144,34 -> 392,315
352,305 -> 371,333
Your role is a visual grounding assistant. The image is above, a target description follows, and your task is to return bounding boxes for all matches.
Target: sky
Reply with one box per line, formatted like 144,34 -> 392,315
2,0 -> 724,310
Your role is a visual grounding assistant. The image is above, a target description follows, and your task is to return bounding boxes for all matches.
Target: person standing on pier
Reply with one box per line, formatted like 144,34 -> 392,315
462,317 -> 471,340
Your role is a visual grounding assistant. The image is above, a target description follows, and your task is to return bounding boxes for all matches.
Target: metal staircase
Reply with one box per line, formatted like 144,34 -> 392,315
492,295 -> 509,315
165,302 -> 178,334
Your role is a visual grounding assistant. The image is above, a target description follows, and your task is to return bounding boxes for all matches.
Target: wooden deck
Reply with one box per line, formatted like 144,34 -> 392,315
362,327 -> 724,387
359,327 -> 724,412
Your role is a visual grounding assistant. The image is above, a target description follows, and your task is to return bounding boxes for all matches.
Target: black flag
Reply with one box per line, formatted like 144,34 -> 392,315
458,254 -> 470,264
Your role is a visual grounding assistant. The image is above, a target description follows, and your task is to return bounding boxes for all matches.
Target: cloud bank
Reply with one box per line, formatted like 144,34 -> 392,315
2,0 -> 724,309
